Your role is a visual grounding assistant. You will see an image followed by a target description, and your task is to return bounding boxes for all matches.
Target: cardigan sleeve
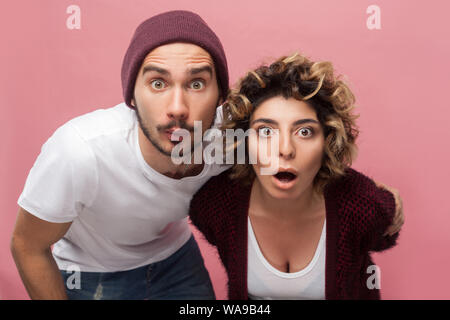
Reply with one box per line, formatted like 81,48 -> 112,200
366,185 -> 400,252
189,170 -> 233,247
343,168 -> 400,253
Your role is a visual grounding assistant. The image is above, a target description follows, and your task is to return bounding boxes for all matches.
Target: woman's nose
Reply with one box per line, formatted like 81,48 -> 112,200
278,132 -> 295,160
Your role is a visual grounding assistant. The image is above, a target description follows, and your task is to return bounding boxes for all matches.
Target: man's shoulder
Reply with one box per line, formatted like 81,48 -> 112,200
65,102 -> 136,142
42,103 -> 134,166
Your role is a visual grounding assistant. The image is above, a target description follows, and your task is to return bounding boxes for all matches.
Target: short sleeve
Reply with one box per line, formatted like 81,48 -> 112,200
17,123 -> 98,223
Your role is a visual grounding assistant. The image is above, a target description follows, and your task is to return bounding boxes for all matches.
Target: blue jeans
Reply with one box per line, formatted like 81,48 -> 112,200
60,235 -> 215,300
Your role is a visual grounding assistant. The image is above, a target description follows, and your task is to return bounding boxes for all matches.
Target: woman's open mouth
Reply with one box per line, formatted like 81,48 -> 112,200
272,170 -> 298,190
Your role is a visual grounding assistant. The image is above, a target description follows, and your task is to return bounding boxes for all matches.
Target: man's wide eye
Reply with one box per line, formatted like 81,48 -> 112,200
150,80 -> 166,90
190,80 -> 205,90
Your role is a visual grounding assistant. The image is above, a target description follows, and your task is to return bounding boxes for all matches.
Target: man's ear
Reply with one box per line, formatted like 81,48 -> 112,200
131,97 -> 136,107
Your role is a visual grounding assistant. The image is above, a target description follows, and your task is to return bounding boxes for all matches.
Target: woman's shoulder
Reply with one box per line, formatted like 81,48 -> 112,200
199,168 -> 245,192
325,167 -> 396,236
191,168 -> 251,210
325,168 -> 395,219
201,168 -> 236,189
189,168 -> 251,245
325,167 -> 382,201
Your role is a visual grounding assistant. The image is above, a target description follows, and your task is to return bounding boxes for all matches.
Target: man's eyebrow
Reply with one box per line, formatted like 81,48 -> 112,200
250,118 -> 319,126
188,66 -> 213,77
142,65 -> 170,76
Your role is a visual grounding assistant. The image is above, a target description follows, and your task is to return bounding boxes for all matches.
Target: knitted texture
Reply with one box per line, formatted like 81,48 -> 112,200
189,168 -> 399,300
121,10 -> 229,108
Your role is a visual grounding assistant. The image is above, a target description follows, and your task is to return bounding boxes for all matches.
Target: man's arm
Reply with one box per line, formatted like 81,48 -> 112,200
10,207 -> 72,300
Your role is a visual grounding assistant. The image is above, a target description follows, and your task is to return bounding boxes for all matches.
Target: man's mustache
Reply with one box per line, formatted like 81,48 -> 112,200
157,120 -> 195,132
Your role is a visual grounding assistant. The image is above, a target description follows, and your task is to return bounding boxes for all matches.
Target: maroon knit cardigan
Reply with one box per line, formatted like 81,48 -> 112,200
189,168 -> 399,300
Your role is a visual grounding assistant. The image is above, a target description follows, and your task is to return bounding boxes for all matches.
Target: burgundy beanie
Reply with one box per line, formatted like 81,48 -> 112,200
121,10 -> 229,108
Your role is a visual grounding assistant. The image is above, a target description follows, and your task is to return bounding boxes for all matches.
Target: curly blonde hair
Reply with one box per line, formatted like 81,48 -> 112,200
222,52 -> 359,192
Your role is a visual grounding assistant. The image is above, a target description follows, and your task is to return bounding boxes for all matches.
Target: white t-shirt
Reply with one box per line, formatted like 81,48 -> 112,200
18,103 -> 228,272
247,217 -> 326,300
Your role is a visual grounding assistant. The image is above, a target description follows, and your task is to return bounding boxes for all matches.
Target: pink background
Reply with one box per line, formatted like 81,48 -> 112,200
1,0 -> 449,299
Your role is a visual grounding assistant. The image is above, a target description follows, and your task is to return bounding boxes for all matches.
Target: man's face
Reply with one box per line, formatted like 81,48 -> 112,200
131,42 -> 220,157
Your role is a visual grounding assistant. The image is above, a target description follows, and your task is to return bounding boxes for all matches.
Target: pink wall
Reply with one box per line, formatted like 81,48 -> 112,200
1,0 -> 449,299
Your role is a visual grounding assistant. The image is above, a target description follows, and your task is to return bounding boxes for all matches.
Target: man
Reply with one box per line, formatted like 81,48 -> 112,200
10,10 -> 403,300
10,10 -> 229,300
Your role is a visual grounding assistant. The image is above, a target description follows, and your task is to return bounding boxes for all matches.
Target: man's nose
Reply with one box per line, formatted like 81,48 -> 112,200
166,86 -> 189,121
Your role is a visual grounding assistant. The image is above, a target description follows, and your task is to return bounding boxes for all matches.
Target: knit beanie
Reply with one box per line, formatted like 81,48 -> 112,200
121,10 -> 229,108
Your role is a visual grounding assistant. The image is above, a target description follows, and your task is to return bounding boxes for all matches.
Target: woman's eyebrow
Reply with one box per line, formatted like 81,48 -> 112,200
292,119 -> 319,126
250,118 -> 319,126
250,118 -> 278,126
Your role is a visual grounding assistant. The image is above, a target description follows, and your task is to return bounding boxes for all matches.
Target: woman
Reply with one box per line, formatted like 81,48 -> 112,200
189,53 -> 400,299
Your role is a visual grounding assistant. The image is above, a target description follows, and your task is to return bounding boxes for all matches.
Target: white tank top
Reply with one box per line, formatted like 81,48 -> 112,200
247,217 -> 326,300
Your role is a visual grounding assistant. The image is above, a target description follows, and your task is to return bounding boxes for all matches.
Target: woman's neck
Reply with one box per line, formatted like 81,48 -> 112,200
250,178 -> 324,221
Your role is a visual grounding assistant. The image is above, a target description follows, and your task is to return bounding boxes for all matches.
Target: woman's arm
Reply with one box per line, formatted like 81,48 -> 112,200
338,168 -> 401,253
189,196 -> 219,247
351,170 -> 401,253
374,181 -> 404,237
189,171 -> 233,247
365,188 -> 400,252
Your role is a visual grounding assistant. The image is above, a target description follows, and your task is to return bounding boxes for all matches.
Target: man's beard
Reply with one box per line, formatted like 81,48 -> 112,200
134,104 -> 214,159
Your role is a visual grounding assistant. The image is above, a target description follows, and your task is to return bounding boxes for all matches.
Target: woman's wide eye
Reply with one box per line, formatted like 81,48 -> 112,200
297,127 -> 313,138
258,127 -> 274,137
150,80 -> 166,90
190,80 -> 205,90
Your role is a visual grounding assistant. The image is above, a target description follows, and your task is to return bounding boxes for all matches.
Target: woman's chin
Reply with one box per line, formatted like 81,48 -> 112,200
257,176 -> 311,201
262,184 -> 301,200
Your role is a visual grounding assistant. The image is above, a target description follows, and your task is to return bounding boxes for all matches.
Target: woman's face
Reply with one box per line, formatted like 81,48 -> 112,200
248,96 -> 325,199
